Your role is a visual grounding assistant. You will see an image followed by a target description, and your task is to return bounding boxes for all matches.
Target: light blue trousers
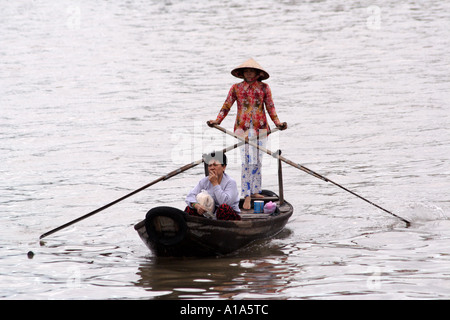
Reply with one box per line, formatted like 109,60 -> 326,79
240,138 -> 266,198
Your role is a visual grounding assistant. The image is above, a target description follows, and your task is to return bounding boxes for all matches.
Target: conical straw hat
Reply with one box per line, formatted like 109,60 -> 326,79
231,58 -> 270,80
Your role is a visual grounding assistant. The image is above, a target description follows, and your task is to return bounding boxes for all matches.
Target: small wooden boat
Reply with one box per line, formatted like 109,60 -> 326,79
134,190 -> 293,257
134,145 -> 293,257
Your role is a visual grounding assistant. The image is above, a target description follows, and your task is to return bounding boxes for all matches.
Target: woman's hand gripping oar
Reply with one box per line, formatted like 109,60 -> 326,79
209,123 -> 411,227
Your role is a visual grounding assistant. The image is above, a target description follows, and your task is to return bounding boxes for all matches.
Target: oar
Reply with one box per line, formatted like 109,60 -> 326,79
209,123 -> 411,227
39,128 -> 279,240
39,160 -> 203,240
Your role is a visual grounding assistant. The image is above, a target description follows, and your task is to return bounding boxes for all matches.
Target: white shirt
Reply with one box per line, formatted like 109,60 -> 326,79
185,172 -> 241,213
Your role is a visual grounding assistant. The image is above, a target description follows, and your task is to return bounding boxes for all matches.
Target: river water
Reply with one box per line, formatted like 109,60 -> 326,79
1,0 -> 449,300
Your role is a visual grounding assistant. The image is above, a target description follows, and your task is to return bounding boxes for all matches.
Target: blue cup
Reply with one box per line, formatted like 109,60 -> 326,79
254,201 -> 264,214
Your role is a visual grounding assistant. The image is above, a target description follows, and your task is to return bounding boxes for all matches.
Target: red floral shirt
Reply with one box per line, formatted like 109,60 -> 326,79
215,81 -> 281,135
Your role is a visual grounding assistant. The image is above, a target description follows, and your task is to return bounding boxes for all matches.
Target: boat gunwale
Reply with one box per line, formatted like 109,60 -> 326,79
134,200 -> 293,231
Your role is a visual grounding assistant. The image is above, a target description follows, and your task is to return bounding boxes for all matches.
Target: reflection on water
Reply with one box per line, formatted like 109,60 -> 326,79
136,233 -> 294,300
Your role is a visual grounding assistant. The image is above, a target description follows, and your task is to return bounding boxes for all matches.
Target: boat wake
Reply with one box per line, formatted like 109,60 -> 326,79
400,202 -> 449,224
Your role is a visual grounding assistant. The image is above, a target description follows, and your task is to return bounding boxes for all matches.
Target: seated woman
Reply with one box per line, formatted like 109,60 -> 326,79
184,152 -> 241,220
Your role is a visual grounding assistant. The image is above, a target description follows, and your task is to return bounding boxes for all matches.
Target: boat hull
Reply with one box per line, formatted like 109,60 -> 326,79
134,193 -> 293,257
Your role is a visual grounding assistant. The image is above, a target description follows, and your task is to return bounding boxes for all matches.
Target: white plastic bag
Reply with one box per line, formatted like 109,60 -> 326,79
196,190 -> 215,217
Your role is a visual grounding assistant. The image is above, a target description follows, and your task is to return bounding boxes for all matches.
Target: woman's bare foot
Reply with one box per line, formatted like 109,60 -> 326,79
243,196 -> 251,210
252,193 -> 264,198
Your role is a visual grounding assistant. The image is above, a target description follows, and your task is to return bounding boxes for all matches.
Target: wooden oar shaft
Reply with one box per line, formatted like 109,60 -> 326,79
39,128 -> 278,240
39,125 -> 277,239
212,124 -> 325,179
212,124 -> 411,227
39,159 -> 203,240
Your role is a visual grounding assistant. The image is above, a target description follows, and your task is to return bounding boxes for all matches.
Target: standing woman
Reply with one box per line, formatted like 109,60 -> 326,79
208,58 -> 287,210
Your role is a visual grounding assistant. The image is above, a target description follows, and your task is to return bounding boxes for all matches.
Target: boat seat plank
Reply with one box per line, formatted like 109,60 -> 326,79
240,214 -> 272,220
239,196 -> 279,202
